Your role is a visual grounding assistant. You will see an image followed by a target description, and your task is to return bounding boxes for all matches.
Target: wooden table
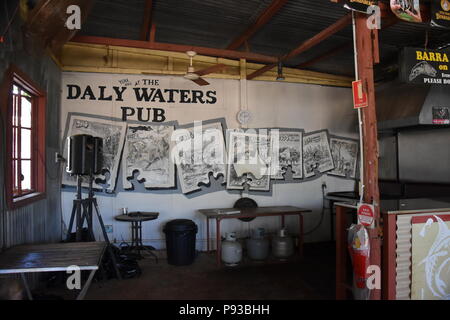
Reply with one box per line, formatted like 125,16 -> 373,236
0,242 -> 107,300
198,206 -> 312,267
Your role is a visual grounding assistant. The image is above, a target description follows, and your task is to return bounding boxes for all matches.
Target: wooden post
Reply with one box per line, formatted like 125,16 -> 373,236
354,12 -> 381,300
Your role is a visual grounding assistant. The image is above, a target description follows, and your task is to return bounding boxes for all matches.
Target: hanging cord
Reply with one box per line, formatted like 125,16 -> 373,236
35,148 -> 60,181
0,105 -> 8,250
352,11 -> 365,203
303,182 -> 327,236
238,70 -> 250,197
58,152 -> 66,240
1,1 -> 20,48
424,29 -> 429,50
60,163 -> 69,239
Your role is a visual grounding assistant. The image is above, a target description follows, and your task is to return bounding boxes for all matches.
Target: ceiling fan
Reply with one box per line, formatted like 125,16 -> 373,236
184,51 -> 227,86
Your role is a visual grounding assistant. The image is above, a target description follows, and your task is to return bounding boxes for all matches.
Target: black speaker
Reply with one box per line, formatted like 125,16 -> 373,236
66,134 -> 103,175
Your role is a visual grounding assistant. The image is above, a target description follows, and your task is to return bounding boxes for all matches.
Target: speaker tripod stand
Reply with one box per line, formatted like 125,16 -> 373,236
66,175 -> 122,280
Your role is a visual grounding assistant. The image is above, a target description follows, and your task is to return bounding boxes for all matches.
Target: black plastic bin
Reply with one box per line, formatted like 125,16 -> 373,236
163,219 -> 198,266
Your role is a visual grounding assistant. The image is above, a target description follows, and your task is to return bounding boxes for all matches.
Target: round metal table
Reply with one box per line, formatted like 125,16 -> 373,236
115,212 -> 159,261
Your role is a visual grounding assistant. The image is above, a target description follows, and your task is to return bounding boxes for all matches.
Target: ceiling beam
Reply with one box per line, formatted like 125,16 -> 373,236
295,15 -> 399,70
227,0 -> 289,50
284,13 -> 352,61
245,63 -> 279,80
61,42 -> 353,87
296,42 -> 351,69
149,23 -> 156,42
247,13 -> 352,80
140,0 -> 153,41
71,35 -> 279,64
195,64 -> 227,76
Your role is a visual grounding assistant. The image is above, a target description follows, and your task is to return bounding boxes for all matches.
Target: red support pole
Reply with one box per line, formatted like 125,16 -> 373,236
216,218 -> 222,267
354,12 -> 381,300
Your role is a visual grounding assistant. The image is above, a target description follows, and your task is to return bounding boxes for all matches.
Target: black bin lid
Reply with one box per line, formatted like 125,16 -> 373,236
164,219 -> 197,232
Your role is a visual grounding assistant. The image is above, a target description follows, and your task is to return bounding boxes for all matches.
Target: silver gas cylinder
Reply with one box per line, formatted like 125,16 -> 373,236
272,228 -> 294,260
221,232 -> 242,266
246,228 -> 270,261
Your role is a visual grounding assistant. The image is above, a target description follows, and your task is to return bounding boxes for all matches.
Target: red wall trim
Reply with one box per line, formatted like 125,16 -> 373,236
0,65 -> 47,210
382,213 -> 397,300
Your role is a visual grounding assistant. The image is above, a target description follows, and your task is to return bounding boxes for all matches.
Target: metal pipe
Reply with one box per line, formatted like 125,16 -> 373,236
352,11 -> 365,203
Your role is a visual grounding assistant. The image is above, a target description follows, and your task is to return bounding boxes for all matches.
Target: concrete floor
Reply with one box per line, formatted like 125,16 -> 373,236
41,242 -> 336,300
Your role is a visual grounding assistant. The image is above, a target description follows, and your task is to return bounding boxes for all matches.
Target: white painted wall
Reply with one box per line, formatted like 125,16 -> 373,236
60,72 -> 357,250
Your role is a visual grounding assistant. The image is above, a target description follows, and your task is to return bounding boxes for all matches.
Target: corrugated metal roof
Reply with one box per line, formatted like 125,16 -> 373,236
79,0 -> 450,77
153,0 -> 275,48
80,0 -> 146,40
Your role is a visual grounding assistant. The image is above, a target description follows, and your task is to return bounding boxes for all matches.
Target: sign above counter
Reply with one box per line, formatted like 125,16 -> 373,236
399,47 -> 450,85
431,0 -> 450,29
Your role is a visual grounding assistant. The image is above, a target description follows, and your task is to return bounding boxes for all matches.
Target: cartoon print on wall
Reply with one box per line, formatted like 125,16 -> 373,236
328,137 -> 358,179
62,115 -> 127,192
411,215 -> 450,300
172,122 -> 227,194
227,130 -> 271,191
390,0 -> 422,22
303,130 -> 334,178
122,125 -> 175,189
271,131 -> 303,180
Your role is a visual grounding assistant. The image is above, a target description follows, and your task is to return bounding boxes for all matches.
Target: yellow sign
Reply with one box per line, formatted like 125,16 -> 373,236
416,51 -> 449,63
433,0 -> 450,27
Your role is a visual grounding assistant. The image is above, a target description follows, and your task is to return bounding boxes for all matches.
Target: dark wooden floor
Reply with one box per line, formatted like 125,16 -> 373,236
40,242 -> 336,300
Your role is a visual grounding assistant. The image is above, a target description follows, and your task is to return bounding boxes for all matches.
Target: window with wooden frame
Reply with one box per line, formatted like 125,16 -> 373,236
1,65 -> 46,209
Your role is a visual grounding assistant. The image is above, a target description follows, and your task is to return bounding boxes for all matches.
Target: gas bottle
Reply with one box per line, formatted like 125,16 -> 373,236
272,228 -> 294,260
221,232 -> 242,266
246,228 -> 270,261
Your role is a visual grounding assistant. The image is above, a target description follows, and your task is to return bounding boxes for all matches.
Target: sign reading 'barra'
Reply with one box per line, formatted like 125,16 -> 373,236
399,47 -> 450,85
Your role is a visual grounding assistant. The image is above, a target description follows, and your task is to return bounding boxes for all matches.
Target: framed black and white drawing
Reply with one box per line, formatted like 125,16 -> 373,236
172,122 -> 227,194
303,130 -> 334,178
62,115 -> 127,192
328,137 -> 358,179
226,130 -> 271,191
271,131 -> 303,180
122,125 -> 175,189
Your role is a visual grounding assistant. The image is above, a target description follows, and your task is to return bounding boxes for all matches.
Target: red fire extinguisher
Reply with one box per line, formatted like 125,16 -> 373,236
347,224 -> 371,299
